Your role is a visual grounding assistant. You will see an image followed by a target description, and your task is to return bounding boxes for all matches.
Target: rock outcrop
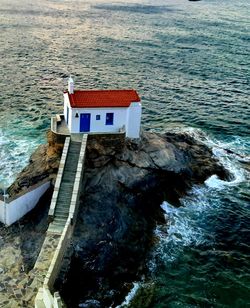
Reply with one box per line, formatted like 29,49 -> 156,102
5,130 -> 230,307
54,131 -> 229,307
7,131 -> 63,197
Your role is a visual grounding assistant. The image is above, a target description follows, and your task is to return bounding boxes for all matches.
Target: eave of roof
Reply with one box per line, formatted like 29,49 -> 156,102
64,89 -> 141,108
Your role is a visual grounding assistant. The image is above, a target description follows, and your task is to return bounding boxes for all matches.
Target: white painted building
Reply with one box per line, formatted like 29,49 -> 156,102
63,78 -> 142,138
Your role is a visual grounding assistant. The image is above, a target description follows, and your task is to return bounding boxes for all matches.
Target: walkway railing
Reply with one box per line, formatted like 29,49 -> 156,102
69,134 -> 88,225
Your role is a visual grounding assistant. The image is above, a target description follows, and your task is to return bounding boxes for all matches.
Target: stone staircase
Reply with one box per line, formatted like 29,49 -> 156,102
35,134 -> 88,308
48,141 -> 81,234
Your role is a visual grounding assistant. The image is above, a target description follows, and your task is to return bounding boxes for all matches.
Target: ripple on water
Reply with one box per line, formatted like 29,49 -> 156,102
0,0 -> 249,306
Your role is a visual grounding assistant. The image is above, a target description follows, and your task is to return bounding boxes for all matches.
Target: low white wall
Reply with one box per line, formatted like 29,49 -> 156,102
0,182 -> 50,226
0,200 -> 5,225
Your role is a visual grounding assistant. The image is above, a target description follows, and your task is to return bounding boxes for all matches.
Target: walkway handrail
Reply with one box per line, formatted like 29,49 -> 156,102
51,114 -> 69,137
44,217 -> 72,289
51,117 -> 57,133
69,134 -> 88,224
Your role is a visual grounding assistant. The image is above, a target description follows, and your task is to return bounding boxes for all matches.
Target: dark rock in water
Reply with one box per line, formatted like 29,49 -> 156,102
8,130 -> 229,307
53,131 -> 229,307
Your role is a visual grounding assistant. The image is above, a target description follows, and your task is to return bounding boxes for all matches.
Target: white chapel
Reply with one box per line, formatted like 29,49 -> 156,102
63,78 -> 142,138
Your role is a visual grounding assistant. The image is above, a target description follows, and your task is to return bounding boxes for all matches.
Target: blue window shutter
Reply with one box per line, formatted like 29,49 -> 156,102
106,113 -> 114,125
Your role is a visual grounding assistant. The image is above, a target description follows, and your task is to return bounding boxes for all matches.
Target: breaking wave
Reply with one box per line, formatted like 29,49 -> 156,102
0,129 -> 41,188
145,129 -> 250,307
151,128 -> 249,264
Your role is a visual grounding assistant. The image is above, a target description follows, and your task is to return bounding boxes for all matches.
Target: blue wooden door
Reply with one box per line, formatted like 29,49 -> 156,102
80,113 -> 91,132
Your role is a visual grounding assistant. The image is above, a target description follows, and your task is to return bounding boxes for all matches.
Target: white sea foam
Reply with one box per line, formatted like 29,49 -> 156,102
0,129 -> 39,188
150,190 -> 210,266
115,282 -> 140,308
179,127 -> 248,186
162,191 -> 209,244
204,145 -> 246,189
149,128 -> 249,269
204,175 -> 225,189
211,147 -> 246,185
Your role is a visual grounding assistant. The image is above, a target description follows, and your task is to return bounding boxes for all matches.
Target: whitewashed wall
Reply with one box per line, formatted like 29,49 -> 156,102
70,107 -> 128,134
0,182 -> 50,226
126,102 -> 142,138
63,93 -> 72,130
63,92 -> 142,138
63,92 -> 68,120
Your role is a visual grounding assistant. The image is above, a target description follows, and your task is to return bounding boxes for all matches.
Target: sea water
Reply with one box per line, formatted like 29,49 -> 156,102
0,0 -> 249,306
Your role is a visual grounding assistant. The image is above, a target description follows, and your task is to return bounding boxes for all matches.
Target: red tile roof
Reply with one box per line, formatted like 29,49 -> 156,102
65,89 -> 141,108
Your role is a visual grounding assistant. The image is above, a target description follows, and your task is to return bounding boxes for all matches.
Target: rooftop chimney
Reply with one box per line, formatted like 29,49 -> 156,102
68,76 -> 74,94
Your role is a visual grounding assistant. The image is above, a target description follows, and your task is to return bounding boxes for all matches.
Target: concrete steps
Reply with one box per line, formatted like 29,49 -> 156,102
35,135 -> 88,307
48,140 -> 81,234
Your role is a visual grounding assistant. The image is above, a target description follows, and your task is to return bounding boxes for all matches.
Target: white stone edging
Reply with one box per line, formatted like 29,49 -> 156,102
51,114 -> 68,136
0,181 -> 50,226
69,134 -> 88,224
44,218 -> 72,288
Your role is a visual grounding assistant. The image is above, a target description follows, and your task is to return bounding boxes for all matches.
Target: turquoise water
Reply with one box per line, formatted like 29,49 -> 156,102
0,0 -> 249,306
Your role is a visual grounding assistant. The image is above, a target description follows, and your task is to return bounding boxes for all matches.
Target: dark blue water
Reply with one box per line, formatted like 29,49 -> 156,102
0,0 -> 249,306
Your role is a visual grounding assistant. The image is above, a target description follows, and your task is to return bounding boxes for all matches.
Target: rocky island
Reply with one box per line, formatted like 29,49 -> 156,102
2,130 -> 229,307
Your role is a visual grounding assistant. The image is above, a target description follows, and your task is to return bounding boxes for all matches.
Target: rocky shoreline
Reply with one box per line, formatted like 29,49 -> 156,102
2,130 -> 230,307
56,131 -> 229,307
